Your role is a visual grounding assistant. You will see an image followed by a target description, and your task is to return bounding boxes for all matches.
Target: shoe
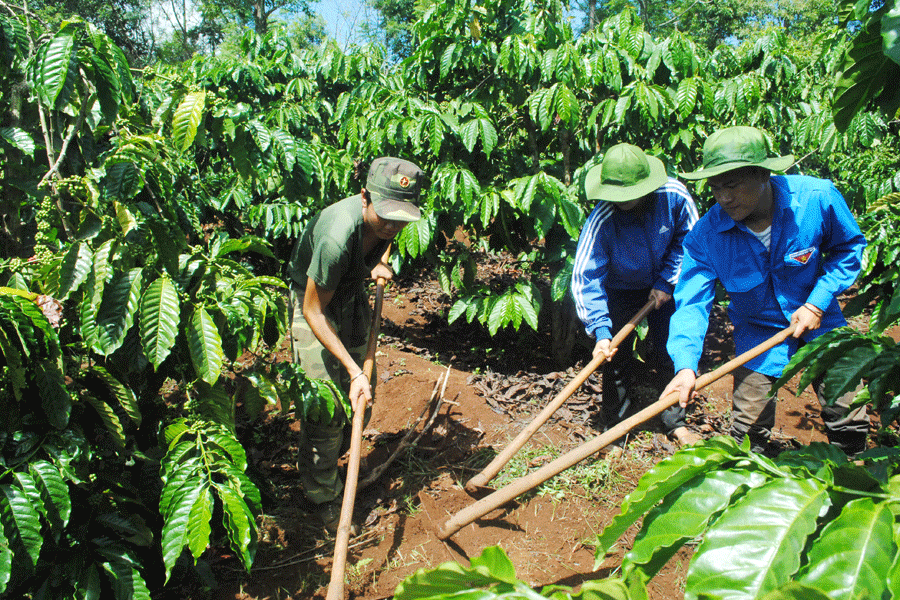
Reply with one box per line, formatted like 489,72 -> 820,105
671,427 -> 702,447
316,500 -> 357,536
605,445 -> 624,461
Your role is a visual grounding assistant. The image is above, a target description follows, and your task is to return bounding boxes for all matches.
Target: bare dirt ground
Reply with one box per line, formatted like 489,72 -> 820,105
195,257 -> 885,600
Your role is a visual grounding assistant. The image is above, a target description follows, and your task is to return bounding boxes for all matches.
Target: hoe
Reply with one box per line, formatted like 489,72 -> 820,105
437,323 -> 797,540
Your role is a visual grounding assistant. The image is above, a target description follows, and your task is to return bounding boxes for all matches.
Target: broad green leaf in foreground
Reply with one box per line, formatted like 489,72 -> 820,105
46,242 -> 93,301
84,395 -> 126,450
624,468 -> 768,580
596,437 -> 739,565
797,497 -> 898,600
89,365 -> 142,427
0,126 -> 34,155
0,484 -> 42,568
394,546 -> 517,600
95,268 -> 143,356
29,461 -> 71,531
217,483 -> 256,569
33,31 -> 74,107
758,583 -> 831,600
685,477 -> 829,600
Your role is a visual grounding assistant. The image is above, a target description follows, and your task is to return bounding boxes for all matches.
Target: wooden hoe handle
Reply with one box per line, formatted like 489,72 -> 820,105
439,323 -> 797,540
326,246 -> 391,600
464,298 -> 657,493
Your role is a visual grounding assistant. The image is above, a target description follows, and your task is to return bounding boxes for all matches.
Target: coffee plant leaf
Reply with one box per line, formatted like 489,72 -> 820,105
185,485 -> 212,561
139,276 -> 180,369
0,483 -> 42,570
160,475 -> 206,579
95,268 -> 143,356
35,360 -> 71,429
216,482 -> 256,569
172,91 -> 207,154
624,468 -> 768,580
394,548 -> 514,600
820,343 -> 880,402
0,126 -> 34,155
758,583 -> 831,600
796,498 -> 898,599
685,477 -> 829,599
882,3 -> 900,66
195,382 -> 235,431
88,365 -> 141,427
596,437 -> 739,562
83,395 -> 126,450
396,211 -> 436,259
46,241 -> 92,301
29,30 -> 74,108
187,306 -> 224,385
834,18 -> 892,132
95,544 -> 151,600
29,461 -> 70,533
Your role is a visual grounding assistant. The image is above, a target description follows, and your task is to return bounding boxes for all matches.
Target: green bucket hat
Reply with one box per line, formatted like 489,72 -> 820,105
680,126 -> 794,180
366,157 -> 424,222
585,143 -> 668,203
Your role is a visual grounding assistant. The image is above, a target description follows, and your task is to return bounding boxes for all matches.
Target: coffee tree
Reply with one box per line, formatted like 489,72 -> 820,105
0,0 -> 898,596
0,12 -> 336,598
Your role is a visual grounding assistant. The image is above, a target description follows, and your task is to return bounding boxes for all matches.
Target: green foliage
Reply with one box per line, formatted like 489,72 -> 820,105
160,419 -> 261,579
596,436 -> 900,599
448,281 -> 543,336
2,0 -> 900,596
833,0 -> 900,132
395,545 -> 632,599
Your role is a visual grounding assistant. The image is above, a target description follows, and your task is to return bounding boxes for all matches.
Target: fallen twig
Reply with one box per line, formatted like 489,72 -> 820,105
359,364 -> 450,490
239,528 -> 382,572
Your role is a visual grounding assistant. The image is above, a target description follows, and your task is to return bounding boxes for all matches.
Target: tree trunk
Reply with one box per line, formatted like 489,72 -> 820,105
524,112 -> 540,175
254,0 -> 268,34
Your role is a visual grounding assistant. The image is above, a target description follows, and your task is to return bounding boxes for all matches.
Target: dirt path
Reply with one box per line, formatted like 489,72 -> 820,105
211,268 -> 868,600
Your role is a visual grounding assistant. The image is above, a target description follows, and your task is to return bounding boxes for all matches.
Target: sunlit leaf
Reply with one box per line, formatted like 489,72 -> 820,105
172,91 -> 207,153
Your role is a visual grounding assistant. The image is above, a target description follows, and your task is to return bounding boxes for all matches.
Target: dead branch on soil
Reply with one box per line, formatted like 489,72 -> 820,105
359,364 -> 450,490
242,529 -> 383,571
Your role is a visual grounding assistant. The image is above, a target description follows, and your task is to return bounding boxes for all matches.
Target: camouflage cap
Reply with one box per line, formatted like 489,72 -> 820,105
366,157 -> 424,222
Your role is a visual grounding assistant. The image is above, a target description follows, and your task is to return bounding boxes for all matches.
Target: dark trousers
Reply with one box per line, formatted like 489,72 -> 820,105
731,365 -> 869,455
602,288 -> 686,433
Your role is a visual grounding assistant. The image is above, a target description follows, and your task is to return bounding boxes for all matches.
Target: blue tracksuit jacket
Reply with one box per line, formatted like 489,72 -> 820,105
667,175 -> 866,377
571,178 -> 699,340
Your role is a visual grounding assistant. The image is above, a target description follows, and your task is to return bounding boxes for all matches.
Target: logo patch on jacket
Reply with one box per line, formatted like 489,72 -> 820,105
787,248 -> 815,265
659,225 -> 670,234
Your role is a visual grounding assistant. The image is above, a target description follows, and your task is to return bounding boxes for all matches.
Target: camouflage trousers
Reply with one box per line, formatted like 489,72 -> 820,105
290,286 -> 373,505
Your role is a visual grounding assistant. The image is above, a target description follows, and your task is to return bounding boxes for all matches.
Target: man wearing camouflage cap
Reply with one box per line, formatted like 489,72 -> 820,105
288,157 -> 424,531
660,126 -> 869,456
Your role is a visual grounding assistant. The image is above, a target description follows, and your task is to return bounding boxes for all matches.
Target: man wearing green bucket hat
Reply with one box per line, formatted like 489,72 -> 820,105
661,126 -> 869,455
572,143 -> 701,446
287,157 -> 424,531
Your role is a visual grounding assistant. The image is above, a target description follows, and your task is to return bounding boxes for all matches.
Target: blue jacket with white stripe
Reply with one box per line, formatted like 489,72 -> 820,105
571,178 -> 699,340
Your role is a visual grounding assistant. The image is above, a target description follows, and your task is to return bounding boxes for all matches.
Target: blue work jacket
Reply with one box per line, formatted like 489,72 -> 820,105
668,175 -> 866,377
572,178 -> 699,340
